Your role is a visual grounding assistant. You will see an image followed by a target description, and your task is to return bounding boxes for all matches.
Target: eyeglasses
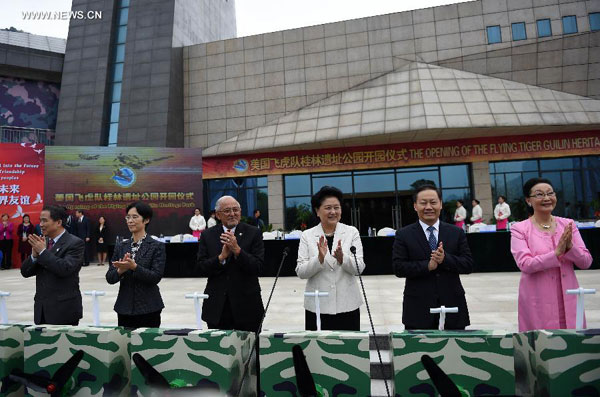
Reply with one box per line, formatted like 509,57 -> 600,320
218,207 -> 241,215
125,215 -> 141,221
529,191 -> 556,199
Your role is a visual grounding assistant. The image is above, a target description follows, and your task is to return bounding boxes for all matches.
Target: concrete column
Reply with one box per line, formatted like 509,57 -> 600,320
267,174 -> 284,230
471,161 -> 493,223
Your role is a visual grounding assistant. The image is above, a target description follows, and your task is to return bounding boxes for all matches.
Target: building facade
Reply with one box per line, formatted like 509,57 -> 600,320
184,0 -> 600,231
1,0 -> 599,233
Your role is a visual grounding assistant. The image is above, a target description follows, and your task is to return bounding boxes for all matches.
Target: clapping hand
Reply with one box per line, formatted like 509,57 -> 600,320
220,230 -> 241,259
27,234 -> 47,257
112,252 -> 137,275
317,235 -> 328,264
333,240 -> 343,264
428,242 -> 444,271
555,223 -> 573,257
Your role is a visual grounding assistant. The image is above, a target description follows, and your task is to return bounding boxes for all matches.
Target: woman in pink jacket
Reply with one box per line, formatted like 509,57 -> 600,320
511,178 -> 592,332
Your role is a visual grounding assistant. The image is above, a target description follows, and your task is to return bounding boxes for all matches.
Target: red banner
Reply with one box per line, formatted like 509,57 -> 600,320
202,130 -> 600,179
0,143 -> 45,268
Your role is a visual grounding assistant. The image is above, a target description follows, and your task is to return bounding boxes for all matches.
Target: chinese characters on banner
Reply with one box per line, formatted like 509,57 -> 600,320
0,143 -> 45,268
202,131 -> 600,179
45,146 -> 203,241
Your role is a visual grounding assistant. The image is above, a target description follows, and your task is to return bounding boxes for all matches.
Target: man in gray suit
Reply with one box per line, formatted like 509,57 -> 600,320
21,205 -> 85,325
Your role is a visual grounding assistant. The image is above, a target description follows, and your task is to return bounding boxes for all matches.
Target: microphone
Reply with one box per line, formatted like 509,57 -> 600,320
237,246 -> 290,396
350,245 -> 391,397
292,344 -> 318,397
420,354 -> 461,397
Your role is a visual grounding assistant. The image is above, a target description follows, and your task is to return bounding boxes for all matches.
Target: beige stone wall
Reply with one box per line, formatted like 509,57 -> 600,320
184,0 -> 600,149
267,174 -> 284,229
471,160 -> 494,223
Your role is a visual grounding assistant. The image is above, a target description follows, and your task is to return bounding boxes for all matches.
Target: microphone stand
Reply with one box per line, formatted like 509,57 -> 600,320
350,246 -> 391,397
236,246 -> 289,397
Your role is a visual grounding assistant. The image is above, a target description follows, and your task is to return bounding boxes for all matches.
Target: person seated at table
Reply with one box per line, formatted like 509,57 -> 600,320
511,178 -> 592,332
106,201 -> 166,328
470,199 -> 482,224
296,186 -> 365,331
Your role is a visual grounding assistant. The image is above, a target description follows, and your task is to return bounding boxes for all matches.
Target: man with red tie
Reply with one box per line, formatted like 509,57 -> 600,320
21,205 -> 85,325
193,196 -> 265,332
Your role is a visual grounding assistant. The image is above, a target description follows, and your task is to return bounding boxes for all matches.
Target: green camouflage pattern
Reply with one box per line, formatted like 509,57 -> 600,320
513,329 -> 600,397
0,325 -> 25,397
390,330 -> 514,397
23,325 -> 131,396
129,328 -> 256,396
259,330 -> 370,397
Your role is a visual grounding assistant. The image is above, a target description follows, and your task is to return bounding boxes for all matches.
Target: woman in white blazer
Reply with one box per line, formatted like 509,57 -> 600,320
296,186 -> 365,331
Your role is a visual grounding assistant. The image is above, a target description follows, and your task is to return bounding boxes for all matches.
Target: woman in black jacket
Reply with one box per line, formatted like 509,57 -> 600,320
95,216 -> 108,266
106,201 -> 166,328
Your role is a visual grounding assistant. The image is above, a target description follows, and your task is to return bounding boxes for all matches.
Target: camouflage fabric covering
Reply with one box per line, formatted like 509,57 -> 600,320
0,325 -> 25,397
259,330 -> 370,397
24,325 -> 131,396
129,328 -> 256,396
390,330 -> 515,396
513,329 -> 600,397
0,77 -> 60,129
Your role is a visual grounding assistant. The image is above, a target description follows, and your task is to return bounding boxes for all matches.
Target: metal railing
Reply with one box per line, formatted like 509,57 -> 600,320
0,126 -> 55,145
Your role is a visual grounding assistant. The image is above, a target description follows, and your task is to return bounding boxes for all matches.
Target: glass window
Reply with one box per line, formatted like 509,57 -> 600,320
115,44 -> 125,63
536,19 -> 552,37
397,171 -> 439,191
562,15 -> 578,34
121,0 -> 130,7
113,63 -> 123,82
111,82 -> 122,102
442,188 -> 471,202
119,8 -> 129,26
312,175 -> 352,194
256,177 -> 267,186
110,103 -> 120,123
540,157 -> 579,171
440,165 -> 469,188
285,197 -> 312,230
486,25 -> 502,44
493,160 -> 538,173
512,22 -> 527,41
523,172 -> 540,184
108,123 -> 118,145
582,156 -> 599,169
117,26 -> 127,44
505,173 -> 523,202
354,172 -> 395,193
284,174 -> 311,197
494,174 -> 506,197
591,13 -> 600,31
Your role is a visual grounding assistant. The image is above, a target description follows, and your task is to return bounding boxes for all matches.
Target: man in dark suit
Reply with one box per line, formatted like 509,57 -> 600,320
194,195 -> 264,332
21,205 -> 85,325
392,185 -> 473,330
74,209 -> 91,266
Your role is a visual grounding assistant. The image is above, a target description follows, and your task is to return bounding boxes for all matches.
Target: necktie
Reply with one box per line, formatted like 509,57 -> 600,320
47,239 -> 54,250
427,226 -> 437,251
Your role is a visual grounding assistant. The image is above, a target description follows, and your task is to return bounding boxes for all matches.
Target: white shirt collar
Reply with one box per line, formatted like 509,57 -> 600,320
51,229 -> 67,244
419,219 -> 440,235
222,225 -> 237,233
